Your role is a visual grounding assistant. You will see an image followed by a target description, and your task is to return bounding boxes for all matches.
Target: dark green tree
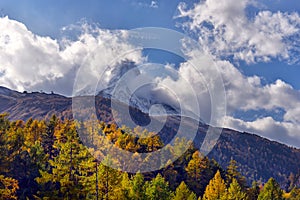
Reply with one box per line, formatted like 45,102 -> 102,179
173,181 -> 197,200
36,121 -> 96,199
145,173 -> 173,200
130,172 -> 146,200
222,178 -> 247,200
258,178 -> 283,200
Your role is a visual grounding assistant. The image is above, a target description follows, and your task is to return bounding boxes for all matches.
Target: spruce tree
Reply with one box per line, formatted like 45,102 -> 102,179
130,172 -> 146,200
115,172 -> 131,200
173,181 -> 197,200
222,178 -> 247,200
258,177 -> 283,200
145,173 -> 173,200
36,121 -> 96,199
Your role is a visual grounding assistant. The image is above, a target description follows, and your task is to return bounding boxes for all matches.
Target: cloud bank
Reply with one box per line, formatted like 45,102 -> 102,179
177,0 -> 300,64
0,16 -> 143,96
177,0 -> 300,147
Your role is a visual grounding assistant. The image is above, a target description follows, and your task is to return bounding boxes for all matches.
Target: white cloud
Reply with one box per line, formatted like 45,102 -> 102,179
150,1 -> 158,8
173,0 -> 300,147
145,44 -> 300,147
0,16 -> 144,96
223,116 -> 300,147
215,60 -> 300,113
212,58 -> 300,147
177,0 -> 300,64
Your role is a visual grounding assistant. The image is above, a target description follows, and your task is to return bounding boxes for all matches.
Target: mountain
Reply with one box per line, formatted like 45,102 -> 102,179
1,85 -> 300,188
0,86 -> 72,121
98,61 -> 181,116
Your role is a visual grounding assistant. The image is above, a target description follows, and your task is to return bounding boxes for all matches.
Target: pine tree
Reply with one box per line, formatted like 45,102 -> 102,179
226,159 -> 246,188
188,192 -> 197,200
97,161 -> 122,200
42,114 -> 58,159
36,121 -> 96,199
24,119 -> 45,146
145,173 -> 173,200
130,172 -> 146,200
4,120 -> 46,199
202,170 -> 227,200
115,172 -> 131,200
173,181 -> 197,200
222,178 -> 247,200
258,177 -> 283,200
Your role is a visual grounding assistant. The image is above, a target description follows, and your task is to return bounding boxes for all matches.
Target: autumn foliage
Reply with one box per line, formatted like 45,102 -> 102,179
0,113 -> 299,199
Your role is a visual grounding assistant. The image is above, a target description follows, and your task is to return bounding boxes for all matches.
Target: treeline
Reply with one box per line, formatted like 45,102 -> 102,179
0,113 -> 299,200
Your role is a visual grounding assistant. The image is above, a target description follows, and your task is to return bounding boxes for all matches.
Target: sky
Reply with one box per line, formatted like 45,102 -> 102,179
1,0 -> 300,147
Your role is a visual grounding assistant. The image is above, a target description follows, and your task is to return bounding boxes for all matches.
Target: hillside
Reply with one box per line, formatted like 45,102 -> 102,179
1,86 -> 300,187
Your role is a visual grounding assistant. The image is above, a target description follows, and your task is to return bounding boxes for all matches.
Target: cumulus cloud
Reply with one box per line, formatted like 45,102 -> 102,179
217,59 -> 300,147
173,0 -> 300,147
223,116 -> 300,147
177,0 -> 300,64
0,16 -> 144,96
154,49 -> 300,148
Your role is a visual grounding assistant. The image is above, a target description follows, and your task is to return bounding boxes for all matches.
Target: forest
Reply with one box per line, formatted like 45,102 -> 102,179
0,113 -> 300,200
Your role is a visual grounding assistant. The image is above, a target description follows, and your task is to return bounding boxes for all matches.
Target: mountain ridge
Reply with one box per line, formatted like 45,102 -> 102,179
0,85 -> 300,188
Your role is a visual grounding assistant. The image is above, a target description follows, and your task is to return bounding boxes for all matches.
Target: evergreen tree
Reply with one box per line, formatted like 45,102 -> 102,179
115,172 -> 131,200
97,162 -> 122,200
226,159 -> 246,188
173,181 -> 197,200
130,172 -> 146,200
0,113 -> 11,175
145,173 -> 173,200
222,178 -> 247,200
202,170 -> 227,200
36,121 -> 96,199
42,114 -> 58,158
188,193 -> 197,200
258,177 -> 283,200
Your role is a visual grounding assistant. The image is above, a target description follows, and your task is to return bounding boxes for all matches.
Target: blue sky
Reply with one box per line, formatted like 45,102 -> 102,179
1,0 -> 299,88
0,0 -> 189,35
1,0 -> 300,147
